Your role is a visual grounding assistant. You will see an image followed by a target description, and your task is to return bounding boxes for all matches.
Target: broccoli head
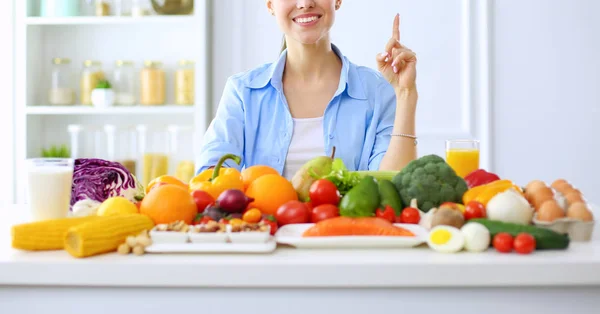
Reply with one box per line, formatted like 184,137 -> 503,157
392,154 -> 468,212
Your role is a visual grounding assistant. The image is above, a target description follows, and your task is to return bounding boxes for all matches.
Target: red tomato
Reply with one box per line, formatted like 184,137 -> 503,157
400,207 -> 420,224
260,215 -> 278,236
191,190 -> 215,213
276,200 -> 310,226
219,218 -> 230,224
514,233 -> 536,254
493,232 -> 514,253
464,201 -> 486,220
193,214 -> 214,225
376,206 -> 396,223
309,179 -> 341,206
311,204 -> 339,223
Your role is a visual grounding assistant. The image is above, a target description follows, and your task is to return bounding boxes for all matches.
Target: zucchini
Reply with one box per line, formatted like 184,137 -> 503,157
469,218 -> 570,250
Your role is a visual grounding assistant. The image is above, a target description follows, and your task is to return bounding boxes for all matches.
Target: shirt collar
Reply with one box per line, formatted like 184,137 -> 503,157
246,44 -> 367,100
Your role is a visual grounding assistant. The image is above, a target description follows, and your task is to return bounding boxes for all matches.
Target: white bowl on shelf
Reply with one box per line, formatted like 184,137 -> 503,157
91,88 -> 115,108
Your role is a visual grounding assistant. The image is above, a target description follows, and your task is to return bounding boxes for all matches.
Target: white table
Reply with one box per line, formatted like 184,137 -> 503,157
1,206 -> 600,314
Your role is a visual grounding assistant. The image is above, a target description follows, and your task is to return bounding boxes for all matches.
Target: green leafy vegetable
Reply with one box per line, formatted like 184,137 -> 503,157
311,158 -> 361,195
42,145 -> 71,158
95,79 -> 112,89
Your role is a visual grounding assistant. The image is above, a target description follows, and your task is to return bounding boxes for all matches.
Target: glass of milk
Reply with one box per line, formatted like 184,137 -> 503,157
26,158 -> 74,221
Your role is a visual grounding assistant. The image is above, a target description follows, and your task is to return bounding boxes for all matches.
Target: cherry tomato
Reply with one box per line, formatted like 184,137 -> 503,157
464,201 -> 486,220
400,207 -> 420,224
309,179 -> 341,206
191,190 -> 215,213
514,233 -> 536,254
376,205 -> 396,223
493,232 -> 514,253
193,214 -> 214,225
243,208 -> 262,223
311,204 -> 339,223
229,218 -> 244,227
260,215 -> 278,235
219,217 -> 230,224
275,200 -> 310,226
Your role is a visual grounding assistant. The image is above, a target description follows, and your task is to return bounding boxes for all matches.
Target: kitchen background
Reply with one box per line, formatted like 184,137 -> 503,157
0,0 -> 598,206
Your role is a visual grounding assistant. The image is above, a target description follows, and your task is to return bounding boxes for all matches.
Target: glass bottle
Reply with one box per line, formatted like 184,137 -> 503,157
49,58 -> 75,106
167,125 -> 195,183
175,60 -> 195,106
140,61 -> 166,106
136,125 -> 170,186
95,0 -> 111,16
104,124 -> 138,176
113,60 -> 137,106
114,0 -> 132,16
80,60 -> 105,105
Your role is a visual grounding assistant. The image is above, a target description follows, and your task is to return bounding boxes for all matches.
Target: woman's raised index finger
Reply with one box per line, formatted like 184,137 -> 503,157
393,14 -> 400,41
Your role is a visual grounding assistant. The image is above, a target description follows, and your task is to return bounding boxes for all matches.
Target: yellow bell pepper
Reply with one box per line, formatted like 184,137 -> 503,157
189,154 -> 244,200
463,179 -> 523,206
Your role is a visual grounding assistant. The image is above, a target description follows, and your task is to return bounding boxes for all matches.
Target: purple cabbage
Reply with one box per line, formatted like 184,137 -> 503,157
70,158 -> 145,210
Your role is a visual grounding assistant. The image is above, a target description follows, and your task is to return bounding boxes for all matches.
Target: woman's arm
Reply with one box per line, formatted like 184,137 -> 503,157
379,88 -> 417,171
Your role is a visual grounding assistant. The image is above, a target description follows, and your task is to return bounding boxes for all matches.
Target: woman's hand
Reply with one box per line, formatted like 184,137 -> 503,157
376,14 -> 417,92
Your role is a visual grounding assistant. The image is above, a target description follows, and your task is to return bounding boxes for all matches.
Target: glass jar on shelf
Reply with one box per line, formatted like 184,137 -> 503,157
49,58 -> 76,106
167,125 -> 195,183
140,61 -> 166,106
40,0 -> 81,17
80,60 -> 105,105
114,0 -> 132,16
113,60 -> 137,106
175,60 -> 195,106
136,124 -> 170,186
68,124 -> 107,159
104,124 -> 138,176
95,0 -> 111,16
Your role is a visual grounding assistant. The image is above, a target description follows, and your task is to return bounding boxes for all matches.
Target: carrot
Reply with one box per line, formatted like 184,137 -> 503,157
302,217 -> 414,237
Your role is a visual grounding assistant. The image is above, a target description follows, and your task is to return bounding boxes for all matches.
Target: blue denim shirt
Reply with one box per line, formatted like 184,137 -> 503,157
196,44 -> 397,174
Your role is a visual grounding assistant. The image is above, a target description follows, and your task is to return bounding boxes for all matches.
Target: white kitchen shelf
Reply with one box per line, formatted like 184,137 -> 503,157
25,15 -> 195,26
26,105 -> 195,115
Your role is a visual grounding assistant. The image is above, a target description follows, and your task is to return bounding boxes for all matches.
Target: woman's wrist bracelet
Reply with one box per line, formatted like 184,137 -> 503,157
391,133 -> 418,145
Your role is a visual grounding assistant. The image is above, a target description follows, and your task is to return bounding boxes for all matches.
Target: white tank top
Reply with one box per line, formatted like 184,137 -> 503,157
282,117 -> 326,181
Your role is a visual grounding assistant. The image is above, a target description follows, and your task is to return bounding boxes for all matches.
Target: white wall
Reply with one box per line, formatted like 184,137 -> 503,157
0,0 -> 15,206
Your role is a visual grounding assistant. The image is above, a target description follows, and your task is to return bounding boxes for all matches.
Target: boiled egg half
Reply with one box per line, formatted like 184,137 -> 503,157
427,225 -> 465,253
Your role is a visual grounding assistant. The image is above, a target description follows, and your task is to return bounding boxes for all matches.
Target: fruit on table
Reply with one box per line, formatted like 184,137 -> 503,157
311,204 -> 340,223
302,216 -> 414,237
339,176 -> 380,217
486,188 -> 534,225
260,215 -> 278,236
241,165 -> 280,191
464,169 -> 501,188
246,174 -> 298,216
466,179 -> 524,207
464,201 -> 486,220
400,206 -> 420,224
202,205 -> 228,222
191,190 -> 215,213
493,232 -> 514,253
427,225 -> 465,253
243,208 -> 263,223
193,214 -> 214,225
469,218 -> 570,250
291,148 -> 335,202
275,200 -> 310,226
97,196 -> 139,216
229,218 -> 245,227
64,213 -> 154,258
513,233 -> 536,254
378,179 -> 403,215
309,179 -> 341,207
11,216 -> 103,251
216,189 -> 254,213
146,175 -> 188,194
189,154 -> 244,200
566,202 -> 594,221
375,205 -> 396,223
431,207 -> 465,229
139,184 -> 198,225
460,222 -> 491,252
392,155 -> 468,213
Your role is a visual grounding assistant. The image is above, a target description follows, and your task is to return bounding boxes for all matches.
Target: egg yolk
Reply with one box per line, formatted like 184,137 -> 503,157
431,229 -> 452,245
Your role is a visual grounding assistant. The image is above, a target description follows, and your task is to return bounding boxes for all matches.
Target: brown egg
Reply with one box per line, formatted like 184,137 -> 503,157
531,188 -> 554,210
565,190 -> 585,205
526,180 -> 547,197
550,179 -> 572,194
567,202 -> 594,221
537,200 -> 565,222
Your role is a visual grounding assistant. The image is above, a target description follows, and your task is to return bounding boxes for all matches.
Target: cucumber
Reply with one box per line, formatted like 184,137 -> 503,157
469,218 -> 570,250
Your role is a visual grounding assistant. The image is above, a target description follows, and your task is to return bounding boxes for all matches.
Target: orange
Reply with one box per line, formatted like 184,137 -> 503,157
146,175 -> 188,194
140,184 -> 197,225
241,165 -> 280,191
245,174 -> 298,216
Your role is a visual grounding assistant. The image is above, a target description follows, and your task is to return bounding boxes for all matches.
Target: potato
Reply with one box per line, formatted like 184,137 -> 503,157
431,207 -> 465,229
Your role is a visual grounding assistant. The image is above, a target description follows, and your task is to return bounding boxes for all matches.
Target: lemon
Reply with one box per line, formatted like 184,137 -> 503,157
97,197 -> 138,216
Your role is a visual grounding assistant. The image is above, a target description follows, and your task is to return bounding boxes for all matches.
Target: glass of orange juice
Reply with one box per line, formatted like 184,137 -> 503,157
445,140 -> 480,178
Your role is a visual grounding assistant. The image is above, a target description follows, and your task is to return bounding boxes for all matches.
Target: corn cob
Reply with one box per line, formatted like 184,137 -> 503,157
11,216 -> 103,251
64,214 -> 155,258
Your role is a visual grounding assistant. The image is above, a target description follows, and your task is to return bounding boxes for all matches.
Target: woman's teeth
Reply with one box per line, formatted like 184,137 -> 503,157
295,16 -> 319,24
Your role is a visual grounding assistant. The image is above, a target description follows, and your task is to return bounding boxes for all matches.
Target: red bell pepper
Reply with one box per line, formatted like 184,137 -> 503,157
464,169 -> 500,188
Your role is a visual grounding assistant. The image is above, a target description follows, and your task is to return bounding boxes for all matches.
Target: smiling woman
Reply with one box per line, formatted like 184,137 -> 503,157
197,0 -> 418,180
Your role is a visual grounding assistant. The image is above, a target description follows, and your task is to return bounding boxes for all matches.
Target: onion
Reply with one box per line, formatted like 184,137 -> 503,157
216,189 -> 254,213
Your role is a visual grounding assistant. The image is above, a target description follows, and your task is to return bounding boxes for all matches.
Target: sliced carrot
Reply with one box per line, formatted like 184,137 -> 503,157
302,217 -> 414,237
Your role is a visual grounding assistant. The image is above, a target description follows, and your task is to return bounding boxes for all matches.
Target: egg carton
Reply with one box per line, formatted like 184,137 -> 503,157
532,203 -> 596,242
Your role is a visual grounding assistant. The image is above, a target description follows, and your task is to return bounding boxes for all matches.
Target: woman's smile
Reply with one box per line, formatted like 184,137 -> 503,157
292,13 -> 323,27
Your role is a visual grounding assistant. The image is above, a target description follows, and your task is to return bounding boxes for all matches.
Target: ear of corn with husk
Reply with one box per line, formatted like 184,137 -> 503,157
11,216 -> 103,251
64,214 -> 155,258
